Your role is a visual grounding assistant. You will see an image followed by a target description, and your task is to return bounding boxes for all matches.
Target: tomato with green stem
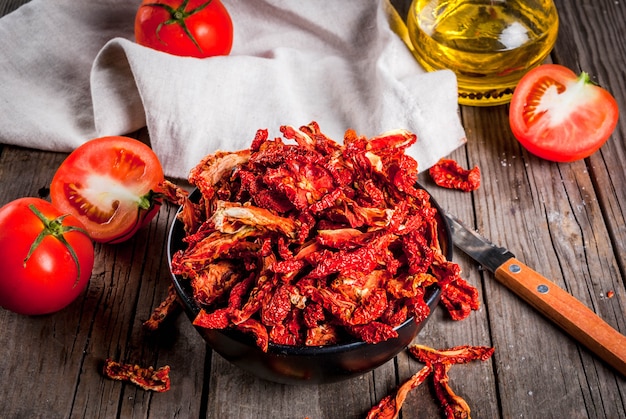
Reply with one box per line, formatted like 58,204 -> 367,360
50,136 -> 165,244
0,198 -> 94,315
509,64 -> 619,162
135,0 -> 233,58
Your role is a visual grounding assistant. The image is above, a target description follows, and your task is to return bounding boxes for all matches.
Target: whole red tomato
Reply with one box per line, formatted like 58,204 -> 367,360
135,0 -> 233,58
0,198 -> 94,316
509,64 -> 619,162
50,136 -> 165,244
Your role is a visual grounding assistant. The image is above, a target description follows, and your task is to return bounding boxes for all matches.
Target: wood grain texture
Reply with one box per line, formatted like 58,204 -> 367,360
0,0 -> 27,15
493,258 -> 626,376
1,0 -> 625,418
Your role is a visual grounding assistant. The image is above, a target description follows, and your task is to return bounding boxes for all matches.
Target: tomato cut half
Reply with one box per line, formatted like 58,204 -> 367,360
50,136 -> 165,243
509,64 -> 619,162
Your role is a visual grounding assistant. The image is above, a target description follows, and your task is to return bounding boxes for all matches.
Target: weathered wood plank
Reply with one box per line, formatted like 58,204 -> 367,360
408,145 -> 502,419
0,0 -> 27,16
1,1 -> 625,418
553,0 -> 626,267
0,144 -> 206,418
459,98 -> 626,418
206,353 -> 376,418
0,147 -> 87,418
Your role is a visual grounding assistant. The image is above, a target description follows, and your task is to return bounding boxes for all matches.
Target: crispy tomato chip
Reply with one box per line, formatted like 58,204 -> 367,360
171,122 -> 479,351
102,358 -> 171,392
429,158 -> 481,192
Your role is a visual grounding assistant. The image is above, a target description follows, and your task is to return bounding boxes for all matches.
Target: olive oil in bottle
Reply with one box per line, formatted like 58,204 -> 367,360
407,0 -> 558,106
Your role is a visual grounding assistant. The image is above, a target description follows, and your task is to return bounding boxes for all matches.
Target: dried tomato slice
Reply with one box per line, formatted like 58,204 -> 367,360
440,276 -> 481,321
102,359 -> 171,392
143,284 -> 181,332
365,365 -> 432,419
366,344 -> 495,418
429,158 -> 481,192
408,343 -> 495,366
409,344 -> 495,418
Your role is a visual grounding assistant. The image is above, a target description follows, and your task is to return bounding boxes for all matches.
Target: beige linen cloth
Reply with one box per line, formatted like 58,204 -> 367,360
0,0 -> 466,180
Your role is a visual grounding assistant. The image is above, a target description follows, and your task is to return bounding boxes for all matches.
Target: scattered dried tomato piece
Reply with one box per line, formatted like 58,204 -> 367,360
408,344 -> 495,366
365,365 -> 432,419
409,344 -> 495,419
102,359 -> 171,392
366,344 -> 494,418
432,362 -> 472,419
429,158 -> 481,192
143,284 -> 181,332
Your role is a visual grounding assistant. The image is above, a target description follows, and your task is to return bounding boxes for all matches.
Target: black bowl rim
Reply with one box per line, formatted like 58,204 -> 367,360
167,183 -> 452,354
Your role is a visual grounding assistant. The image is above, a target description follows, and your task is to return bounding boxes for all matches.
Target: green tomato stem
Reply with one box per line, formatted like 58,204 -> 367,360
142,0 -> 215,53
25,204 -> 90,288
138,189 -> 164,210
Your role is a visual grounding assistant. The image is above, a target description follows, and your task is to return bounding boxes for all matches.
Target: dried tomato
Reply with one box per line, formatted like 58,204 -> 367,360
102,359 -> 171,392
143,284 -> 181,332
365,365 -> 432,419
407,343 -> 495,365
440,276 -> 480,321
429,158 -> 481,192
408,344 -> 494,419
169,122 -> 479,350
366,344 -> 495,419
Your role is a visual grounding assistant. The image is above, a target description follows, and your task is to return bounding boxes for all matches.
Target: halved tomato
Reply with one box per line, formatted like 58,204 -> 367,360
50,136 -> 164,243
509,64 -> 619,162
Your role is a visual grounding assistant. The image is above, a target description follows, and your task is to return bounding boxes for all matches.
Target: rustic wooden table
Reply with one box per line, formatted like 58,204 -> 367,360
1,0 -> 625,418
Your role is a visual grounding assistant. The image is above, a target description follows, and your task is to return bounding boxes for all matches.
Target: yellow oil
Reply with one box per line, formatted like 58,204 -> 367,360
407,0 -> 559,106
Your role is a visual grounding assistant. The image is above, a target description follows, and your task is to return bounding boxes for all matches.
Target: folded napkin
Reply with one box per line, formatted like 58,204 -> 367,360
0,0 -> 466,180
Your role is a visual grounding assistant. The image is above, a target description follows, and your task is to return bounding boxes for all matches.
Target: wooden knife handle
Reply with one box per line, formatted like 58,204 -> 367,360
494,258 -> 626,377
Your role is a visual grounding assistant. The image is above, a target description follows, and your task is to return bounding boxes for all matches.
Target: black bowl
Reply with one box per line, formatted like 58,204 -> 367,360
167,186 -> 452,385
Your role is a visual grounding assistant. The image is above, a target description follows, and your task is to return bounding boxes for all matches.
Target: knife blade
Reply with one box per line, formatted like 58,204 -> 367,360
444,212 -> 626,377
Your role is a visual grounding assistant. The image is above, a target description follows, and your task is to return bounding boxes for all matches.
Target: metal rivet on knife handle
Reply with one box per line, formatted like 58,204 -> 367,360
444,212 -> 626,376
509,264 -> 521,274
494,258 -> 626,377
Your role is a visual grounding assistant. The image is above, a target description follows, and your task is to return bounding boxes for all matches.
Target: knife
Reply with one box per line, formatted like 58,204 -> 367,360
444,212 -> 626,377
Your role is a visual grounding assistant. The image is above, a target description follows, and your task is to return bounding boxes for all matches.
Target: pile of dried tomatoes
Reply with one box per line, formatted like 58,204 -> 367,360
167,122 -> 479,351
